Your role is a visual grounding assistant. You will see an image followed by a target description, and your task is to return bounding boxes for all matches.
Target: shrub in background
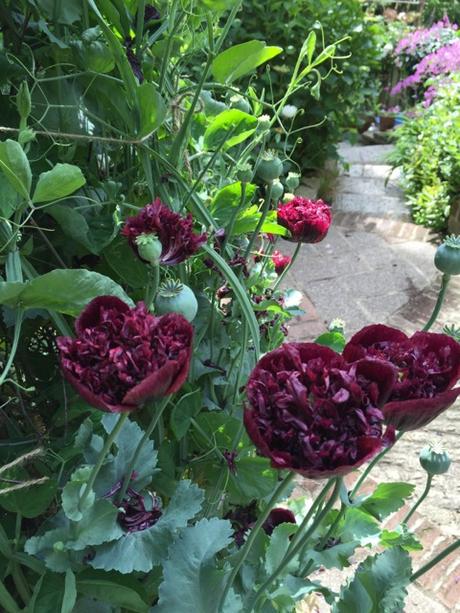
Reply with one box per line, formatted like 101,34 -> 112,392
390,75 -> 460,230
229,0 -> 384,169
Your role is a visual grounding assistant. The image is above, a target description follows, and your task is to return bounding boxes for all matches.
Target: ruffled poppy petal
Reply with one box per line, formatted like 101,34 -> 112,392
383,387 -> 460,431
75,296 -> 131,334
343,324 -> 408,362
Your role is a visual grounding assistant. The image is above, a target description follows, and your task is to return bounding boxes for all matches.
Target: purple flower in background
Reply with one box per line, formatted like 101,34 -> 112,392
263,507 -> 297,535
144,5 -> 160,21
223,450 -> 238,474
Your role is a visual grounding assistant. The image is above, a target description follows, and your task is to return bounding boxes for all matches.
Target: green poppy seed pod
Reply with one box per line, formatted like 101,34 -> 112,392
16,81 -> 31,122
135,233 -> 162,266
237,163 -> 253,184
271,179 -> 284,202
155,280 -> 198,322
434,235 -> 460,276
257,151 -> 283,183
328,318 -> 345,335
256,114 -> 271,132
419,445 -> 451,475
286,172 -> 301,192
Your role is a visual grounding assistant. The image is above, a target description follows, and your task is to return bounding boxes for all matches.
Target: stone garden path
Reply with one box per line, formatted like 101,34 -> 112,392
284,143 -> 460,612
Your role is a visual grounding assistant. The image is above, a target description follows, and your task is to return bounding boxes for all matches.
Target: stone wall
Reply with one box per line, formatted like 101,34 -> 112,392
448,197 -> 460,234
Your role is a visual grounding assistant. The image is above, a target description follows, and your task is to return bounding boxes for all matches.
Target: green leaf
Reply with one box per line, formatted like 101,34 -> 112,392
0,269 -> 133,316
103,237 -> 149,288
212,41 -> 283,84
228,456 -> 278,505
76,571 -> 149,613
93,414 -> 158,495
170,390 -> 202,440
31,573 -> 66,613
202,244 -> 260,359
361,483 -> 415,521
380,526 -> 423,553
199,0 -> 240,11
32,164 -> 86,204
265,523 -> 298,576
156,518 -> 237,613
61,467 -> 95,522
0,471 -> 57,518
0,139 -> 31,199
334,548 -> 412,613
314,331 -> 346,353
137,82 -> 167,138
35,0 -> 82,24
0,172 -> 21,218
338,508 -> 379,543
90,480 -> 204,573
204,109 -> 258,151
301,31 -> 317,64
210,182 -> 256,229
61,569 -> 77,613
304,541 -> 358,571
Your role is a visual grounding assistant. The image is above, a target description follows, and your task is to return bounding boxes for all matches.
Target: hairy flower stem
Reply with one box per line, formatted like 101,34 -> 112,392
244,182 -> 273,260
403,474 -> 433,524
411,538 -> 460,583
223,182 -> 247,252
283,479 -> 336,558
423,273 -> 450,331
79,413 -> 129,508
145,264 -> 160,309
272,241 -> 302,291
117,396 -> 170,503
249,478 -> 342,612
217,472 -> 295,611
0,579 -> 19,613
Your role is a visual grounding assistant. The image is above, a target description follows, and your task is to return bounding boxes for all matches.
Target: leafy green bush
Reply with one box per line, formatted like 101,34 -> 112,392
390,75 -> 460,230
423,0 -> 460,25
230,0 -> 384,168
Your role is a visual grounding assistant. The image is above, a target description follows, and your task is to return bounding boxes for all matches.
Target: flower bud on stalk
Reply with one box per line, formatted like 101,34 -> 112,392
16,81 -> 31,124
270,179 -> 284,202
434,235 -> 460,276
256,151 -> 283,183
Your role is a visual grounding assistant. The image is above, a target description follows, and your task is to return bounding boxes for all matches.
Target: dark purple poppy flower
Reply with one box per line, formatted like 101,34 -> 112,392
225,502 -> 258,547
122,199 -> 207,266
118,489 -> 162,533
277,197 -> 332,243
223,450 -> 238,475
124,37 -> 144,83
144,5 -> 160,21
272,250 -> 291,275
263,507 -> 297,535
343,324 -> 460,431
244,343 -> 396,479
57,296 -> 193,413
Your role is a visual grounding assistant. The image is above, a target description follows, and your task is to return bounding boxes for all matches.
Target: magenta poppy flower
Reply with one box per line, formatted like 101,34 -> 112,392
122,199 -> 207,265
277,197 -> 332,243
244,343 -> 395,480
343,324 -> 460,431
272,250 -> 291,275
56,296 -> 193,413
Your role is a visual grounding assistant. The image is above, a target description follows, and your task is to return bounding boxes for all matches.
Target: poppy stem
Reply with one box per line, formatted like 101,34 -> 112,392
248,478 -> 342,612
117,396 -> 170,503
411,538 -> 460,583
145,263 -> 160,309
217,471 -> 295,611
80,412 -> 129,508
272,241 -> 302,291
244,181 -> 274,260
402,473 -> 433,525
423,273 -> 450,331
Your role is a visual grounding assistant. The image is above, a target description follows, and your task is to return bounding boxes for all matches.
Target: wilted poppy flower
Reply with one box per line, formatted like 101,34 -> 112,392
263,507 -> 297,535
118,489 -> 162,533
277,197 -> 331,243
122,199 -> 207,266
57,296 -> 193,413
244,343 -> 395,479
343,324 -> 460,431
272,250 -> 291,275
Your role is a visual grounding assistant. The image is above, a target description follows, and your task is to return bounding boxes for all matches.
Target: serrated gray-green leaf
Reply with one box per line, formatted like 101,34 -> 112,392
61,466 -> 94,522
265,523 -> 298,576
93,414 -> 158,495
361,483 -> 415,521
155,517 -> 237,613
334,548 -> 412,613
89,480 -> 204,573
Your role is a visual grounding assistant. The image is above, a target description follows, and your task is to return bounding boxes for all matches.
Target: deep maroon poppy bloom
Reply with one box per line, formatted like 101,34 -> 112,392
223,449 -> 238,475
57,296 -> 193,413
272,250 -> 291,275
263,507 -> 297,535
277,197 -> 332,243
118,489 -> 162,533
124,37 -> 144,82
225,502 -> 258,547
343,324 -> 460,431
244,343 -> 395,479
144,5 -> 160,21
122,199 -> 207,266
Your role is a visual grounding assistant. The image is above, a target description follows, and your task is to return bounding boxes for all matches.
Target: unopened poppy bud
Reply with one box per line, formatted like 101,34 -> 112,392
285,172 -> 301,192
16,81 -> 31,122
135,233 -> 162,265
271,179 -> 284,201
